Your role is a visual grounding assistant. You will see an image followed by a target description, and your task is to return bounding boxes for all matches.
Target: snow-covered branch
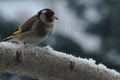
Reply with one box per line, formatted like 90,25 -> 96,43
0,42 -> 120,80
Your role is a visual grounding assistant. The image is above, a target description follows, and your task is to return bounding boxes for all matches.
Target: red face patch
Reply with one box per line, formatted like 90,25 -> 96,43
47,9 -> 55,15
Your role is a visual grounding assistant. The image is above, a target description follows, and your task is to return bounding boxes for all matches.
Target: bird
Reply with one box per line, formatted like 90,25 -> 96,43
3,8 -> 58,46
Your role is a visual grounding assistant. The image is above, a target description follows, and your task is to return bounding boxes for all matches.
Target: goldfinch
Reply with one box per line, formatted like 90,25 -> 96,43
3,8 -> 58,45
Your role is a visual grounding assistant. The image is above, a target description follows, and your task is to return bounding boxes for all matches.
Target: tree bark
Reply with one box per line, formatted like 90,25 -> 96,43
0,42 -> 120,80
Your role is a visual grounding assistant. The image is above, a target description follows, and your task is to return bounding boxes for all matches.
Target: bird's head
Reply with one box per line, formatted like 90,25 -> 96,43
38,8 -> 58,24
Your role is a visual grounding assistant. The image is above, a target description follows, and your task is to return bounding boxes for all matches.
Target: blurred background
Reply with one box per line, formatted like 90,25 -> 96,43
0,0 -> 120,80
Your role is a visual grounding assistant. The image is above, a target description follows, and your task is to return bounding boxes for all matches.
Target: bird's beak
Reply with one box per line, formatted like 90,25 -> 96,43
55,16 -> 59,20
52,16 -> 59,20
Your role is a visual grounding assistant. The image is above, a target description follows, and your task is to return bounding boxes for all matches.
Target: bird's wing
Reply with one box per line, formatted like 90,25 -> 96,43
13,15 -> 38,35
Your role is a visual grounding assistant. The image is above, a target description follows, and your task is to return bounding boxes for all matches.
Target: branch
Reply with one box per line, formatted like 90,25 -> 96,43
0,42 -> 120,80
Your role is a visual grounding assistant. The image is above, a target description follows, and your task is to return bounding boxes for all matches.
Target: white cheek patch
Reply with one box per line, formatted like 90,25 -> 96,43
39,10 -> 54,24
40,14 -> 46,22
39,10 -> 47,21
42,10 -> 47,14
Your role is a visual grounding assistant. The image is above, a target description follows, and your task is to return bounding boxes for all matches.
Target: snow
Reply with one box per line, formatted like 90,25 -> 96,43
44,45 -> 120,75
98,63 -> 120,76
0,0 -> 119,79
0,42 -> 24,49
0,42 -> 120,76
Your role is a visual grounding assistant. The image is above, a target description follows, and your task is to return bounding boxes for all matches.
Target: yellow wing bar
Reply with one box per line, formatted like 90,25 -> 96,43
13,29 -> 22,35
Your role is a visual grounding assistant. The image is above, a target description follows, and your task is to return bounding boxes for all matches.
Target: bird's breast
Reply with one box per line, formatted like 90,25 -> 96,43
36,25 -> 53,37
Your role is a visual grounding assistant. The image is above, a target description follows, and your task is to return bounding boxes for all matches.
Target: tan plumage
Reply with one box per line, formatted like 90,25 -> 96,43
3,8 -> 58,45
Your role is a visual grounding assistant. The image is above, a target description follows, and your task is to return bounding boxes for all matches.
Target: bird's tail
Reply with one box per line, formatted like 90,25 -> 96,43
3,36 -> 15,41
